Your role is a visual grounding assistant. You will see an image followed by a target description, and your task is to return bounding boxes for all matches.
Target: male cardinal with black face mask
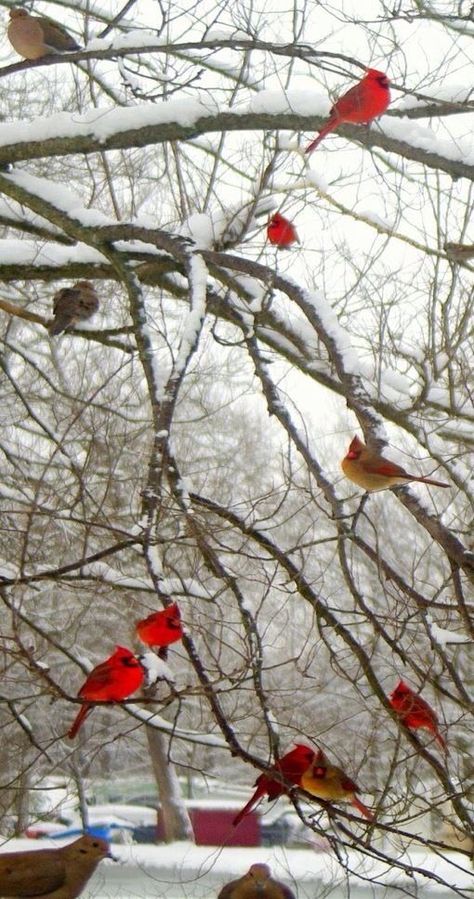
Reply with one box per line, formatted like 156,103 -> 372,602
136,602 -> 183,647
389,680 -> 447,752
233,744 -> 316,826
306,68 -> 390,153
267,213 -> 299,248
67,646 -> 144,739
300,748 -> 374,820
341,435 -> 449,492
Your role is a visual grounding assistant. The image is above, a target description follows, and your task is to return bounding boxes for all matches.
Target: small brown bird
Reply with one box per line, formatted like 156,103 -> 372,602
444,242 -> 474,262
0,835 -> 109,899
48,281 -> 99,337
301,748 -> 374,820
341,435 -> 449,492
218,864 -> 295,899
7,8 -> 80,60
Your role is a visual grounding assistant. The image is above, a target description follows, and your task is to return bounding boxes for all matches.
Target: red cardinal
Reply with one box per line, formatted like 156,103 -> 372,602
306,68 -> 390,153
341,435 -> 449,492
301,748 -> 374,820
233,743 -> 316,826
136,602 -> 183,647
389,680 -> 447,751
267,213 -> 299,248
67,646 -> 144,739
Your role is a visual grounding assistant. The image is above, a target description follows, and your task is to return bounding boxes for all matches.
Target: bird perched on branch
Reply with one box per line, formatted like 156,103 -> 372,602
341,435 -> 449,492
67,646 -> 144,739
389,680 -> 447,752
300,747 -> 374,820
233,744 -> 316,826
306,68 -> 390,153
48,281 -> 99,336
444,242 -> 474,262
7,8 -> 80,60
136,602 -> 183,648
267,213 -> 299,248
0,835 -> 109,899
218,864 -> 295,899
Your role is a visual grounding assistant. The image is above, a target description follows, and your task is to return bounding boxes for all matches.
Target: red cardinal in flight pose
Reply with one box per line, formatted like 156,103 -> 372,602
306,68 -> 390,153
67,646 -> 144,739
341,435 -> 449,492
136,602 -> 183,648
301,748 -> 374,820
267,213 -> 299,248
233,744 -> 316,826
389,680 -> 447,752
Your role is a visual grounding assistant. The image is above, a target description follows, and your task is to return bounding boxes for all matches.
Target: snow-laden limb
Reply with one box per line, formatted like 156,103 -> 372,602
0,92 -> 472,180
122,703 -> 228,747
426,615 -> 473,646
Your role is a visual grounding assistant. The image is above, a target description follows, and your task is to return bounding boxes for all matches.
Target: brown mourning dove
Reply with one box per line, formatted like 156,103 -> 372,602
48,281 -> 99,336
444,242 -> 474,262
0,835 -> 109,899
217,864 -> 296,899
7,8 -> 80,60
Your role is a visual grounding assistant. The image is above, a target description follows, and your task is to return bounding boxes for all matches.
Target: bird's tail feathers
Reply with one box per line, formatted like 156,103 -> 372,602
305,117 -> 339,153
67,703 -> 90,739
48,316 -> 72,336
232,789 -> 261,827
351,795 -> 375,821
414,476 -> 449,488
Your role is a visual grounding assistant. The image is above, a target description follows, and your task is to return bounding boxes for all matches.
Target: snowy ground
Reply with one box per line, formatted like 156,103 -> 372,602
2,839 -> 471,898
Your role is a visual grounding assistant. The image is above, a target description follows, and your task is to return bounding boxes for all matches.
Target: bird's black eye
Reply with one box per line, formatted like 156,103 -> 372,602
92,841 -> 99,847
80,849 -> 87,854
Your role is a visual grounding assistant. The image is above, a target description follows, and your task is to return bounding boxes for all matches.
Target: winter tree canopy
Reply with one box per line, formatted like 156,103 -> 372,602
0,0 -> 472,892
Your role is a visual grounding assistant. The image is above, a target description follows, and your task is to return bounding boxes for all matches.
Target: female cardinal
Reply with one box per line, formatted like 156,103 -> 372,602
267,213 -> 299,248
301,748 -> 374,820
341,435 -> 449,492
306,68 -> 390,153
67,646 -> 144,739
136,602 -> 183,647
233,743 -> 316,826
389,680 -> 447,751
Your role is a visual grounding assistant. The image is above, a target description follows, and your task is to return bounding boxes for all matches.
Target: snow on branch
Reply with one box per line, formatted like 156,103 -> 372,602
0,93 -> 471,180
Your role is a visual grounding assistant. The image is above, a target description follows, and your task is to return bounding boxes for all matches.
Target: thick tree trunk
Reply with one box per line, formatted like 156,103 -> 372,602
146,727 -> 194,843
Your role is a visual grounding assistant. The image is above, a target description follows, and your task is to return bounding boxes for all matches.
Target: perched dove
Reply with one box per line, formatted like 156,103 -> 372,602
0,835 -> 109,899
218,864 -> 296,899
48,281 -> 99,336
444,242 -> 474,262
7,8 -> 80,60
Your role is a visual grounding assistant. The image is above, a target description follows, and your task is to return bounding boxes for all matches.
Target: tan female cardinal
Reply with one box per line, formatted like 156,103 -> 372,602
306,68 -> 390,153
341,436 -> 449,492
300,748 -> 374,820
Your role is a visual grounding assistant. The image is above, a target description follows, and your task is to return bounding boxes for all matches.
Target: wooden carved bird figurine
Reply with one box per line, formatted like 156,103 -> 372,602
0,835 -> 109,899
218,864 -> 295,899
48,281 -> 99,336
7,9 -> 81,60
